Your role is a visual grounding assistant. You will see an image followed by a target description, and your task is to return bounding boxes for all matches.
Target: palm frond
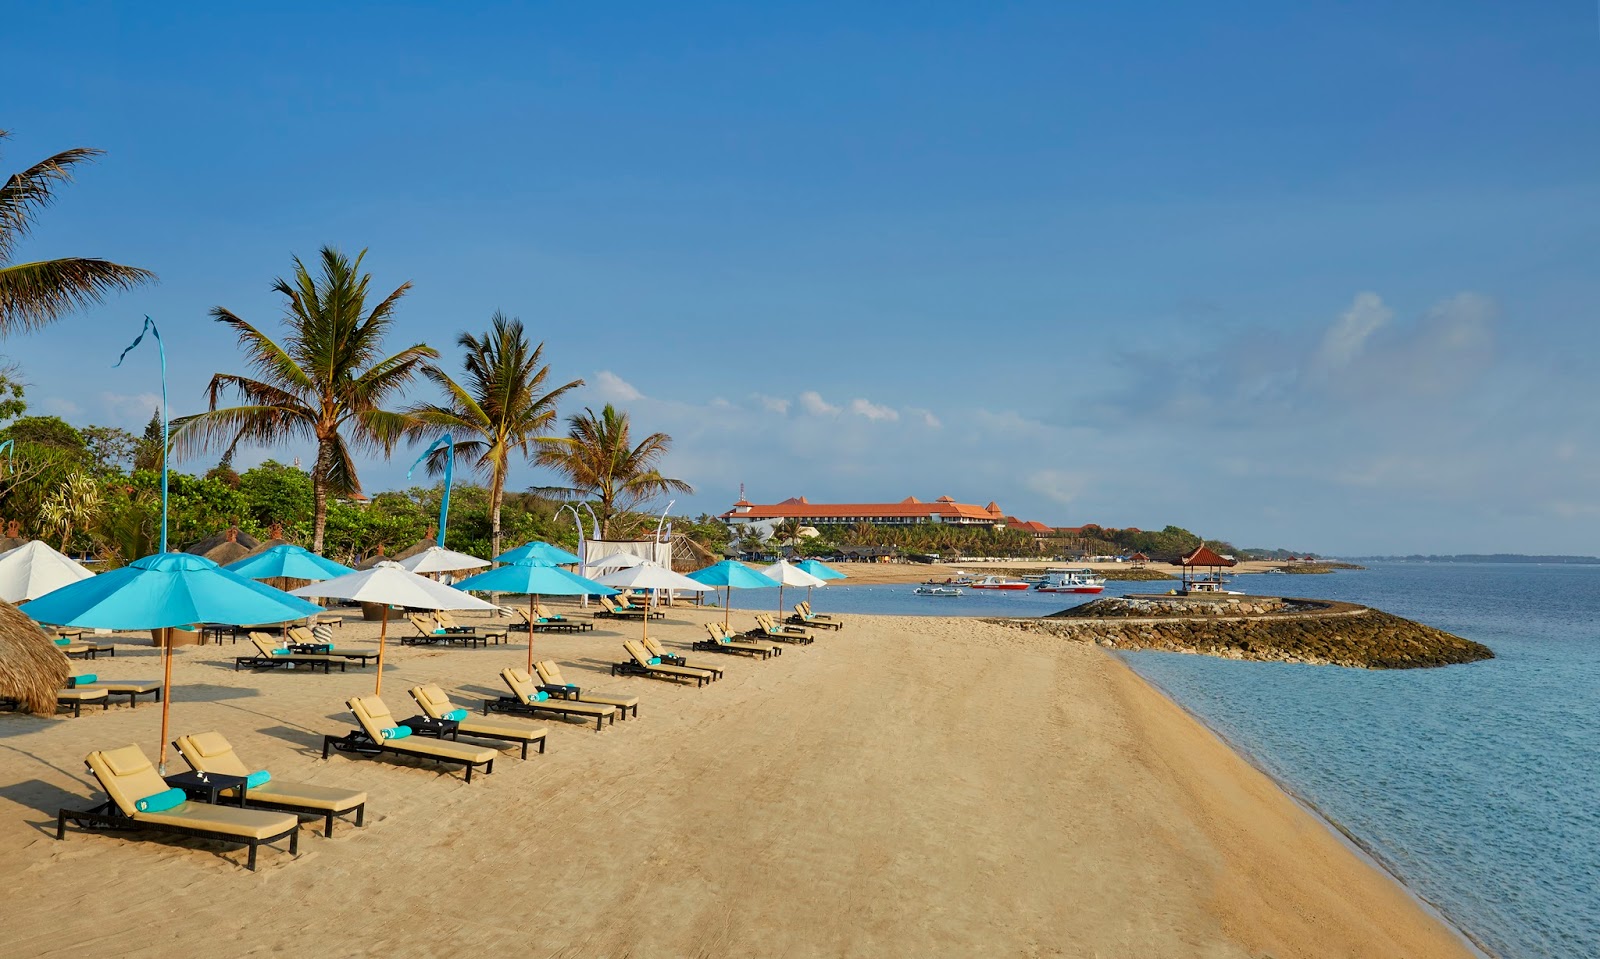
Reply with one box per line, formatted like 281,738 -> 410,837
169,404 -> 315,460
209,307 -> 314,395
0,141 -> 105,260
0,258 -> 157,335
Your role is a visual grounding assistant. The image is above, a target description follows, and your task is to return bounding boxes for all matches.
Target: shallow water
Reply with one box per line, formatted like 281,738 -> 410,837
793,563 -> 1599,958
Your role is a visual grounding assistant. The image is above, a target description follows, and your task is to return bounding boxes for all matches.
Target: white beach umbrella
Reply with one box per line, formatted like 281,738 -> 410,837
584,551 -> 645,573
291,561 -> 495,694
0,540 -> 95,603
595,561 -> 716,644
396,545 -> 491,575
760,559 -> 828,622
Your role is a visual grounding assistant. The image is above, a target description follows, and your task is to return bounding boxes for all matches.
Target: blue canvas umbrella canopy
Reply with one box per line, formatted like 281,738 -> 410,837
224,544 -> 354,581
793,558 -> 847,611
494,541 -> 581,566
454,561 -> 616,671
687,560 -> 780,629
21,552 -> 323,769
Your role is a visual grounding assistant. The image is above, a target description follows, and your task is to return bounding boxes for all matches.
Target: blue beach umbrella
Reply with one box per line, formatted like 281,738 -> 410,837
455,561 -> 616,671
224,544 -> 354,581
22,552 -> 323,769
794,558 -> 847,610
687,560 -> 781,629
494,541 -> 581,566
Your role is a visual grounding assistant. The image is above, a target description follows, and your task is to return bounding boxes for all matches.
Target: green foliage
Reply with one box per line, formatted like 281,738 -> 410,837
0,365 -> 26,423
81,425 -> 137,477
133,410 -> 163,471
238,460 -> 314,529
5,414 -> 85,452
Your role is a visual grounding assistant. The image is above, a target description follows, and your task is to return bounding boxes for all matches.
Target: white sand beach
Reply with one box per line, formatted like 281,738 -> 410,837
0,606 -> 1474,958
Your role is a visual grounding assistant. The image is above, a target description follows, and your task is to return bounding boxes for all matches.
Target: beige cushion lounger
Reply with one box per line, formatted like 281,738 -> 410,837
173,731 -> 367,836
699,622 -> 779,659
407,684 -> 549,758
641,636 -> 724,679
613,640 -> 715,686
237,634 -> 349,672
491,669 -> 619,731
532,660 -> 640,718
57,744 -> 300,870
323,696 -> 499,782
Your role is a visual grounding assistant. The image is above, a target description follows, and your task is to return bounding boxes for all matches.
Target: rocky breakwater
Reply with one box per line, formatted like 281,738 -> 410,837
990,595 -> 1494,668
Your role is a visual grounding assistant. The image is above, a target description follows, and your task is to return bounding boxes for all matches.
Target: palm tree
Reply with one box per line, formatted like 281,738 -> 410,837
172,247 -> 436,553
40,472 -> 101,551
406,311 -> 583,560
0,130 -> 155,334
534,404 -> 692,538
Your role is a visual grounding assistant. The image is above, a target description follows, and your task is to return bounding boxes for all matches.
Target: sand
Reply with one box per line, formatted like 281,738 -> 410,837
0,604 -> 1474,958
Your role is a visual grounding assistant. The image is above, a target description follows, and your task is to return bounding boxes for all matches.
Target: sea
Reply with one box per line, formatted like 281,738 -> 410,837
770,563 -> 1599,959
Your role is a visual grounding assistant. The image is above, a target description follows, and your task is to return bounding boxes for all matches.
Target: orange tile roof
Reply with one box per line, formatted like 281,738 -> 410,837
722,496 -> 1003,522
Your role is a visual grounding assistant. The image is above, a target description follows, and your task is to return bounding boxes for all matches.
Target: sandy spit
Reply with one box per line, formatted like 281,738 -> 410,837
0,605 -> 1473,958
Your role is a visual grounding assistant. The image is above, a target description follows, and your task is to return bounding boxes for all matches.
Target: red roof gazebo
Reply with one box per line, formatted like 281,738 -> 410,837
1174,545 -> 1236,593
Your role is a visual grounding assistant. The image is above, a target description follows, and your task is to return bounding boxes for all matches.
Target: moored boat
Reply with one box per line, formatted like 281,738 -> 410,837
1035,571 -> 1105,594
913,585 -> 963,597
968,575 -> 1031,591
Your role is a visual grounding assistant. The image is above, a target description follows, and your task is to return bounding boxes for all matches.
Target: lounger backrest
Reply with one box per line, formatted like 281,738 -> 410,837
88,744 -> 174,817
287,625 -> 316,644
704,622 -> 726,643
801,601 -> 813,616
505,606 -> 530,625
623,640 -> 653,667
533,660 -> 563,686
251,634 -> 280,658
408,615 -> 436,634
348,696 -> 395,741
408,683 -> 454,719
500,668 -> 538,705
435,611 -> 460,629
174,731 -> 251,778
534,603 -> 557,619
754,614 -> 774,631
642,637 -> 668,658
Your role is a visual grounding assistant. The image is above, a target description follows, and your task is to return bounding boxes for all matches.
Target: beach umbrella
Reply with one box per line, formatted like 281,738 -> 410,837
595,562 -> 716,646
584,551 -> 645,573
454,561 -> 616,671
494,541 -> 581,565
760,559 -> 827,622
0,540 -> 96,603
686,560 -> 780,629
21,552 -> 322,770
395,545 -> 491,576
291,562 -> 495,695
223,544 -> 353,582
794,558 -> 847,611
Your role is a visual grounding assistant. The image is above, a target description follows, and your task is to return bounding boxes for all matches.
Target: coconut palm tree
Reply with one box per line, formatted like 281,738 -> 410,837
172,247 -> 436,553
533,404 -> 692,538
0,130 -> 155,335
406,311 -> 583,560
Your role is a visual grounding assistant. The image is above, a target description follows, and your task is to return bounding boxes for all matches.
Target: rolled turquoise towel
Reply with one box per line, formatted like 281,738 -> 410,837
648,656 -> 660,665
70,674 -> 97,686
246,770 -> 271,788
443,708 -> 467,721
54,637 -> 70,646
380,726 -> 412,740
270,649 -> 289,656
433,629 -> 447,635
533,690 -> 549,702
134,787 -> 186,813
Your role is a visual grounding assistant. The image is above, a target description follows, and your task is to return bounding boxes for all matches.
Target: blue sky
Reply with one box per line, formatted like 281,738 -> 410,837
4,2 -> 1599,553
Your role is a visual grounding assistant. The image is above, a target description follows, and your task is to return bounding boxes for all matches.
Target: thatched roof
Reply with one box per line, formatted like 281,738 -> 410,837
197,540 -> 252,565
185,527 -> 261,556
356,537 -> 436,570
0,601 -> 69,715
0,536 -> 28,554
241,537 -> 291,559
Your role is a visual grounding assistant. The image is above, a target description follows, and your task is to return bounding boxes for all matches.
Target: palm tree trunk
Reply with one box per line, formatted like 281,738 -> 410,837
311,475 -> 328,554
489,473 -> 505,561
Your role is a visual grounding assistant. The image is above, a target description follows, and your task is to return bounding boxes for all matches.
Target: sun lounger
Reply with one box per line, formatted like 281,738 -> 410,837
323,696 -> 498,782
534,603 -> 593,631
694,622 -> 779,659
750,614 -> 815,645
57,743 -> 300,870
1,688 -> 110,717
55,629 -> 118,656
65,674 -> 162,708
408,684 -> 548,758
433,611 -> 508,644
404,614 -> 487,648
611,640 -> 716,686
503,605 -> 587,634
283,626 -> 379,665
487,669 -> 619,731
597,596 -> 663,620
173,731 -> 367,836
788,603 -> 843,630
235,634 -> 348,672
531,661 -> 640,719
641,637 -> 724,678
800,601 -> 839,622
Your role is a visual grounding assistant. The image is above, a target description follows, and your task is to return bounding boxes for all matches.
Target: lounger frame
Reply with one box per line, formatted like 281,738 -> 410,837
481,696 -> 616,732
321,730 -> 494,782
55,799 -> 298,870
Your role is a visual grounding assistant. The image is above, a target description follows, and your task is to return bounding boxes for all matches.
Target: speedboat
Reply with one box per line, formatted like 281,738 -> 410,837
914,585 -> 963,597
968,575 -> 1031,591
1035,571 -> 1105,594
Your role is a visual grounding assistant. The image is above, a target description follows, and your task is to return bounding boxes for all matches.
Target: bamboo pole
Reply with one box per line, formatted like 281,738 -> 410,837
375,607 -> 388,696
526,594 -> 537,673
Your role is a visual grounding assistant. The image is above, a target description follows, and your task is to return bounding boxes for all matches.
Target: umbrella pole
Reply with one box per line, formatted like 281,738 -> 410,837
376,607 -> 387,696
778,583 -> 784,621
724,584 -> 731,629
527,594 -> 537,673
158,627 -> 173,773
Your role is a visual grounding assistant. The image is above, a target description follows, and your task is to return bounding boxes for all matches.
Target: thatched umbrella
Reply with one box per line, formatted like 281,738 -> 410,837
0,600 -> 69,715
184,527 -> 261,557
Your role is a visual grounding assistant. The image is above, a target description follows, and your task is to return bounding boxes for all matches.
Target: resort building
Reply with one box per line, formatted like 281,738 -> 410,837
721,494 -> 1047,530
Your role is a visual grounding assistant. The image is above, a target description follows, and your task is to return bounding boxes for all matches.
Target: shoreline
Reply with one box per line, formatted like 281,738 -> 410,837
1114,651 -> 1495,959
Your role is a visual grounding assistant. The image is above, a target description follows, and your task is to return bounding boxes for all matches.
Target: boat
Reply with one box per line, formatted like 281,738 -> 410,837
967,575 -> 1031,591
914,585 -> 963,597
922,574 -> 975,586
1034,571 -> 1105,594
1184,580 -> 1241,595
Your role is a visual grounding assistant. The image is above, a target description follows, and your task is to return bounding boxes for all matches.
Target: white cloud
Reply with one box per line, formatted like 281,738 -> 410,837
99,391 -> 164,424
1025,469 -> 1089,506
798,391 -> 840,416
754,394 -> 791,415
592,370 -> 643,402
41,397 -> 82,417
1312,291 -> 1392,374
849,398 -> 899,422
908,407 -> 943,428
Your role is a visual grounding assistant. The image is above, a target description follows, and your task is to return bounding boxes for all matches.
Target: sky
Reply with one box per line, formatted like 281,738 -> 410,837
4,2 -> 1599,554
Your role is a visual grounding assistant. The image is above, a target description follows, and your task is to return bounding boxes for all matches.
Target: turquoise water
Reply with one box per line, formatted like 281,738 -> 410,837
796,564 -> 1598,957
